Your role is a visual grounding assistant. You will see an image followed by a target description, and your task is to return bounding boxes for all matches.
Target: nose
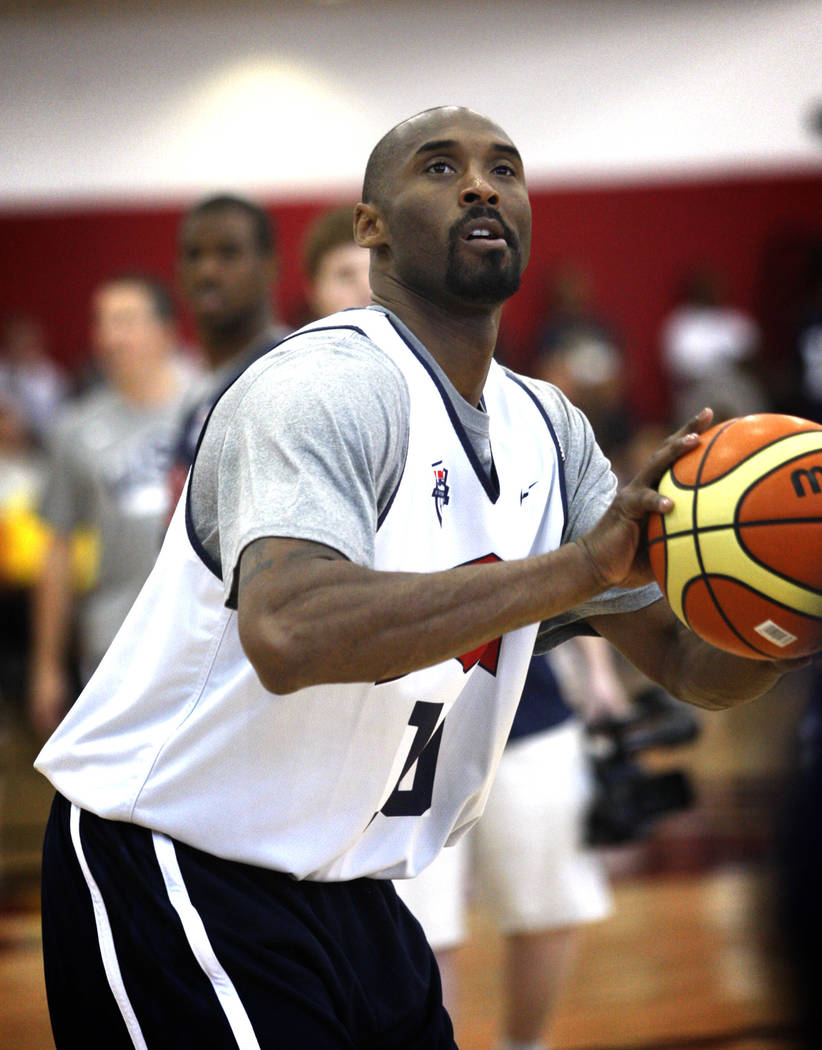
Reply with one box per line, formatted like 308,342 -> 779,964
193,253 -> 220,282
458,168 -> 500,208
184,248 -> 221,286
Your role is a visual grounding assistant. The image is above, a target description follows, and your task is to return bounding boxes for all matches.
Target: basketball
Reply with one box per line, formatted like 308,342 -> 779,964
647,413 -> 822,660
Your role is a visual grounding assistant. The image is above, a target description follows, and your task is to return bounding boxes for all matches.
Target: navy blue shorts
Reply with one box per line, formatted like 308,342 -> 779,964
41,794 -> 457,1049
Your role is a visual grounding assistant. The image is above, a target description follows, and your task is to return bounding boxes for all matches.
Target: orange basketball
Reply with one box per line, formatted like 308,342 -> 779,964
647,413 -> 822,660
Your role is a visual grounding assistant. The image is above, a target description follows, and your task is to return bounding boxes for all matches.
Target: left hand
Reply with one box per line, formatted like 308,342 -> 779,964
577,407 -> 715,590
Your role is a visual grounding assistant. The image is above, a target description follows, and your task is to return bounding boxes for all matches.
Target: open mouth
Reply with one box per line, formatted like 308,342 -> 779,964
460,217 -> 508,250
193,287 -> 225,312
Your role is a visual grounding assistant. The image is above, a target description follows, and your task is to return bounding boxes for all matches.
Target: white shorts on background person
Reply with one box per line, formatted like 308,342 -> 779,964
395,719 -> 612,950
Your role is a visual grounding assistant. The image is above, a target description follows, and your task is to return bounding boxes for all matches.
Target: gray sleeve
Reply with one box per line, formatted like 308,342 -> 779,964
190,329 -> 410,608
514,375 -> 662,652
38,412 -> 90,535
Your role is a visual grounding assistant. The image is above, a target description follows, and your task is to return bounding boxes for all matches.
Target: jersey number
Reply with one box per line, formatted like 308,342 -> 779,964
381,702 -> 444,817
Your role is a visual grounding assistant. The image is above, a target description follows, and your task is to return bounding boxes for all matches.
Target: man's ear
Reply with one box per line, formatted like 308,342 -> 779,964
354,203 -> 388,249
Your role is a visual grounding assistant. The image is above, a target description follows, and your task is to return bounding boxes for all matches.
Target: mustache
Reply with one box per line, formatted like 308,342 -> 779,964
450,204 -> 517,247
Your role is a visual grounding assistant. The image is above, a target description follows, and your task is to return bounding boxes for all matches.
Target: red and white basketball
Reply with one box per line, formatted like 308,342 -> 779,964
647,413 -> 822,660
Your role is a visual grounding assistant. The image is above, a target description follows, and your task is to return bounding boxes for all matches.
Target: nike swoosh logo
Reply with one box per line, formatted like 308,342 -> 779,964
520,482 -> 537,503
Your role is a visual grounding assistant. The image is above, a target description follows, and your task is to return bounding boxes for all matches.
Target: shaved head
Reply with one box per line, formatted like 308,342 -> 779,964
356,104 -> 531,313
362,106 -> 504,207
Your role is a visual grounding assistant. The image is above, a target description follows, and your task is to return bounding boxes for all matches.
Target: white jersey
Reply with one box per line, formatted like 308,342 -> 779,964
35,310 -> 569,881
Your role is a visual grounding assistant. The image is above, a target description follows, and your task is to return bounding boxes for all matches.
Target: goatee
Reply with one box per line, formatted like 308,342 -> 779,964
445,208 -> 522,304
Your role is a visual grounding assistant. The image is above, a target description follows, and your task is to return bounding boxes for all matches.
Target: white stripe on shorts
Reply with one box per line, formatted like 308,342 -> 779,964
152,832 -> 261,1050
68,804 -> 149,1050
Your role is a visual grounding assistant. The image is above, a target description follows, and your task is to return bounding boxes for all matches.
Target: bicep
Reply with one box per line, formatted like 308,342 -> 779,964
208,339 -> 407,608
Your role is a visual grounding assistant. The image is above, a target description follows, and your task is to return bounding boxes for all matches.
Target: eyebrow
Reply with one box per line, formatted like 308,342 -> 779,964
414,138 -> 523,165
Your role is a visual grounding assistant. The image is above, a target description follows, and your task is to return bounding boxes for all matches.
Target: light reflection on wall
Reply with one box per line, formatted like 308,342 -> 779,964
148,58 -> 371,197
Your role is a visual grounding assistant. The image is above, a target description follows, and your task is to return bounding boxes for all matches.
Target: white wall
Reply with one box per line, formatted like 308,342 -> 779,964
2,0 -> 821,208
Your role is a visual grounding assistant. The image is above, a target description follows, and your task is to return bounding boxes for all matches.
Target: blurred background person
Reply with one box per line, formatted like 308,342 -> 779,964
396,639 -> 632,1050
660,265 -> 769,425
300,203 -> 372,322
0,314 -> 70,451
773,679 -> 822,1049
531,264 -> 633,461
770,242 -> 822,1048
780,246 -> 822,424
167,194 -> 289,502
28,274 -> 193,739
0,317 -> 65,806
0,316 -> 65,606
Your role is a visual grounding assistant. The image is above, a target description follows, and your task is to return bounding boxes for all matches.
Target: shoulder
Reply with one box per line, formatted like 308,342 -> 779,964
213,322 -> 410,432
196,320 -> 412,485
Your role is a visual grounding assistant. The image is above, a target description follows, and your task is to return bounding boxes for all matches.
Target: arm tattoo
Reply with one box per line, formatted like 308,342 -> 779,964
239,547 -> 278,589
239,538 -> 343,589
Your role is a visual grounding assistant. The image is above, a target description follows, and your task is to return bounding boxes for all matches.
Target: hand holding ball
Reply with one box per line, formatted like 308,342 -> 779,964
647,414 -> 822,660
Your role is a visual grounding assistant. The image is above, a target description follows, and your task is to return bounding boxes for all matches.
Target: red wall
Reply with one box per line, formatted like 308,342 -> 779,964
3,169 -> 822,424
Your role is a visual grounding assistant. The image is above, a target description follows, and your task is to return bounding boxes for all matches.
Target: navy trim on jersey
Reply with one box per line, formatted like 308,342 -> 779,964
246,323 -> 369,355
376,477 -> 401,531
386,315 -> 501,504
504,372 -> 569,531
185,493 -> 223,581
184,325 -> 369,580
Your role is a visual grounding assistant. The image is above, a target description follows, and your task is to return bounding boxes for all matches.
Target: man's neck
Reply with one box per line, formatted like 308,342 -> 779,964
199,311 -> 277,372
373,286 -> 501,407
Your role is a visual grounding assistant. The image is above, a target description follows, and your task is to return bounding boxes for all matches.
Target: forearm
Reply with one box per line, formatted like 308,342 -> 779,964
663,626 -> 789,711
238,538 -> 605,694
593,602 -> 793,712
31,533 -> 74,671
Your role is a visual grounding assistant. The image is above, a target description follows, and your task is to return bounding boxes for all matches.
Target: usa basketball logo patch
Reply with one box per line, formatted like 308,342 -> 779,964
431,460 -> 450,525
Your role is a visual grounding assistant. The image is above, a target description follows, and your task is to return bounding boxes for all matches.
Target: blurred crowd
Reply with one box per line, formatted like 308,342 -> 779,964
2,198 -> 821,1048
0,197 -> 374,738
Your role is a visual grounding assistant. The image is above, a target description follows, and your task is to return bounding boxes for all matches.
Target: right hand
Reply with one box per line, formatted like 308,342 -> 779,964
575,408 -> 714,591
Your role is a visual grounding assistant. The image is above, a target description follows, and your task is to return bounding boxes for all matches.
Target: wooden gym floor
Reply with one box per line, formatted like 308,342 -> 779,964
0,671 -> 812,1050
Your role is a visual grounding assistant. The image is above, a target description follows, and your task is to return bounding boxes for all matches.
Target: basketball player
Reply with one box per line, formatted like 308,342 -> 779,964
35,107 -> 804,1049
28,275 -> 192,739
167,194 -> 290,503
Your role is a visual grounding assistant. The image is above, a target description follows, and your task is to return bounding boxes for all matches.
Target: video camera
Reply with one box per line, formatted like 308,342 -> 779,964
584,686 -> 701,846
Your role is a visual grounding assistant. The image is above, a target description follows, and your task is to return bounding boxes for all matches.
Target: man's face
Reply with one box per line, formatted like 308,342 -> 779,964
309,243 -> 372,318
178,207 -> 272,336
379,110 -> 531,308
91,283 -> 173,386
